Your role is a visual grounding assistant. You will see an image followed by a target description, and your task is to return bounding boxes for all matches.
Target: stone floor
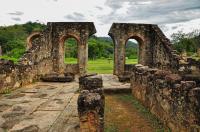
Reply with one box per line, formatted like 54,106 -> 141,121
0,74 -> 130,132
102,74 -> 130,89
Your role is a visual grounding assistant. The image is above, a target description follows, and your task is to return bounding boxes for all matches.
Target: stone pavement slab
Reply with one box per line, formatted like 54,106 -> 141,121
0,81 -> 79,132
0,74 -> 130,132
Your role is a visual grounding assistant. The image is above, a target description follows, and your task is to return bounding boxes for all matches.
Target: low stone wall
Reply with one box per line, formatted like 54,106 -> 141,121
0,28 -> 53,92
0,58 -> 53,93
179,58 -> 200,75
78,74 -> 104,132
130,64 -> 200,131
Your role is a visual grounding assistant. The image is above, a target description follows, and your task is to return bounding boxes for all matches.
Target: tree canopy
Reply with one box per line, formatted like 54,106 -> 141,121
171,30 -> 200,56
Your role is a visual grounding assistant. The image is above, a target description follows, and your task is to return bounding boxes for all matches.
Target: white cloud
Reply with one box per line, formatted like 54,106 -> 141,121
0,0 -> 199,38
8,11 -> 24,16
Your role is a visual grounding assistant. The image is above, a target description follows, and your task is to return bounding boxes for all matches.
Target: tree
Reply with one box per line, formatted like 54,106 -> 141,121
171,30 -> 200,55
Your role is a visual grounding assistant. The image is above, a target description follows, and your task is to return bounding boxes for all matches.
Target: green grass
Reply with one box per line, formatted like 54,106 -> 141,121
64,58 -> 138,74
65,58 -> 78,64
87,59 -> 114,74
88,58 -> 137,74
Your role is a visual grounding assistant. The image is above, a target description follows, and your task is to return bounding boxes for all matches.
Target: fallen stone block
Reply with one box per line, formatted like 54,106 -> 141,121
79,74 -> 102,90
41,73 -> 75,82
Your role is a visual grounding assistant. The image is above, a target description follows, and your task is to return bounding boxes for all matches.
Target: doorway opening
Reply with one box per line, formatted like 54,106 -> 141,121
125,38 -> 138,64
64,37 -> 78,64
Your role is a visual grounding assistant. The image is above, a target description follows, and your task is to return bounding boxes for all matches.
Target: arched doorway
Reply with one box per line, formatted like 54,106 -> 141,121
125,36 -> 145,65
124,36 -> 145,74
64,38 -> 78,64
58,35 -> 80,74
26,32 -> 41,50
109,33 -> 145,75
108,23 -> 155,76
125,38 -> 138,65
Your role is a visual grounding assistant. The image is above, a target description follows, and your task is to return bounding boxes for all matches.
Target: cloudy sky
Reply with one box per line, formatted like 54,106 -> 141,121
0,0 -> 200,38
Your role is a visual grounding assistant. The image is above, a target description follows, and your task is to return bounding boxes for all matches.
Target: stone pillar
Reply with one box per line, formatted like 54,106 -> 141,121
78,75 -> 104,132
78,41 -> 87,76
114,38 -> 126,76
0,46 -> 2,56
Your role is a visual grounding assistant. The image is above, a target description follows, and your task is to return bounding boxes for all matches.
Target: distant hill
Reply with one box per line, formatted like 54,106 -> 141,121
99,37 -> 138,48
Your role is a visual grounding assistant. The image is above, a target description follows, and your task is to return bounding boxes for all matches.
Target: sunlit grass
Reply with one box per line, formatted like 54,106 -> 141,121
88,58 -> 137,74
64,58 -> 78,64
64,58 -> 137,74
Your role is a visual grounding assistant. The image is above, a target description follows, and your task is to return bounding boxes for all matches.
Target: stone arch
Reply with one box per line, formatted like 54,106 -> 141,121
125,35 -> 145,65
49,22 -> 96,75
26,32 -> 41,50
59,34 -> 80,44
58,34 -> 80,73
108,23 -> 153,75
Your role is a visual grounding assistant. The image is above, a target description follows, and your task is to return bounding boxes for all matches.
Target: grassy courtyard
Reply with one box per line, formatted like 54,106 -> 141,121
65,58 -> 138,74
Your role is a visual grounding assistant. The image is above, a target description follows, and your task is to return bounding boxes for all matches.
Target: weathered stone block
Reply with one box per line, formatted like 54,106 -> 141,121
78,90 -> 104,132
41,73 -> 75,82
79,74 -> 103,90
165,74 -> 182,84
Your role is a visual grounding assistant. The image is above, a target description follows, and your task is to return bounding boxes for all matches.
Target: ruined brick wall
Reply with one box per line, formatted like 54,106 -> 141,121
49,22 -> 96,75
108,23 -> 180,76
0,27 -> 53,92
130,64 -> 200,131
0,22 -> 96,92
179,57 -> 200,75
151,25 -> 180,71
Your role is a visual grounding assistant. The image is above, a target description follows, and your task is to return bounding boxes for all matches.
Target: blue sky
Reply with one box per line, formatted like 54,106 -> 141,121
0,0 -> 200,38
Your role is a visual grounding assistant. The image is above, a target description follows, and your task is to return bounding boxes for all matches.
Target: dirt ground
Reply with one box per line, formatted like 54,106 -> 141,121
104,94 -> 168,132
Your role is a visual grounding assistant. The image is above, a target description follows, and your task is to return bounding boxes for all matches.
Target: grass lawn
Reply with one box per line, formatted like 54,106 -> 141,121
65,58 -> 138,74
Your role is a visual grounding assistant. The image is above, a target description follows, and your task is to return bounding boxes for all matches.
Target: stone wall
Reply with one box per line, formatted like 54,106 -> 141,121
49,22 -> 96,75
179,57 -> 200,75
0,27 -> 53,92
130,64 -> 200,131
108,23 -> 180,76
151,25 -> 180,71
0,22 -> 96,92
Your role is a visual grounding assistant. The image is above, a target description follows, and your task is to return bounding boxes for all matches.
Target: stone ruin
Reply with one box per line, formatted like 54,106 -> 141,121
108,23 -> 200,131
78,74 -> 104,131
0,22 -> 200,131
0,22 -> 96,92
109,23 -> 181,81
